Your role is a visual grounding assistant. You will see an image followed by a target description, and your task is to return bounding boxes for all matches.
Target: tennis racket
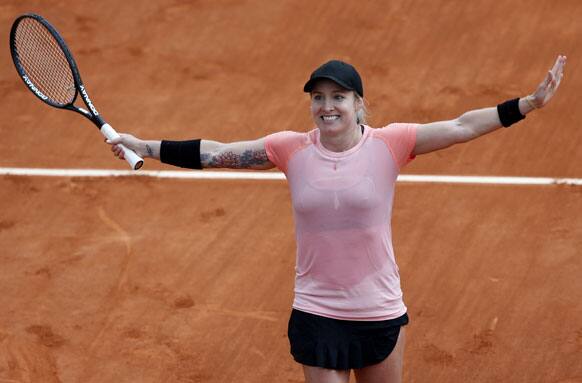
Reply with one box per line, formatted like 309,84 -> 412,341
9,13 -> 143,170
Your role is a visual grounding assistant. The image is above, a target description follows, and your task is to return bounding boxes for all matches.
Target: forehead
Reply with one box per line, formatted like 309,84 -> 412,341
310,79 -> 350,93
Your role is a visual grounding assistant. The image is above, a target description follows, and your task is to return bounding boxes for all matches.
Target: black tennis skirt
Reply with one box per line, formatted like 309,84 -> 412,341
288,309 -> 409,370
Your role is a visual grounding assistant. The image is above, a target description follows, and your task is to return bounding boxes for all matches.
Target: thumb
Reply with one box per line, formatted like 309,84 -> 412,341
105,136 -> 123,145
544,71 -> 553,87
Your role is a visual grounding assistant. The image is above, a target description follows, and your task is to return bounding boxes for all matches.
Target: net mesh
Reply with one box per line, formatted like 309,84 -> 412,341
13,17 -> 76,106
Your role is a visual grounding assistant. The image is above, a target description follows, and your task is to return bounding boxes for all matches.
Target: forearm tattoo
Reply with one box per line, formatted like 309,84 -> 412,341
201,149 -> 269,169
145,144 -> 153,157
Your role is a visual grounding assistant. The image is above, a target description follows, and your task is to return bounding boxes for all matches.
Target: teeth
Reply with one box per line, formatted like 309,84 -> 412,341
322,115 -> 339,121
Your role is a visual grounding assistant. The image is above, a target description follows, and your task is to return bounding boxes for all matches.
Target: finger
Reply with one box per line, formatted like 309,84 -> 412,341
543,71 -> 553,88
106,136 -> 123,145
549,74 -> 558,90
558,58 -> 566,84
552,55 -> 565,74
556,72 -> 564,87
551,55 -> 564,74
557,56 -> 567,76
559,54 -> 567,65
113,145 -> 123,157
553,55 -> 567,77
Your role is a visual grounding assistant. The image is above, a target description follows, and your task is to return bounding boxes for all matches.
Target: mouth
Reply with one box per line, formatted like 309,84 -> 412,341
321,115 -> 340,122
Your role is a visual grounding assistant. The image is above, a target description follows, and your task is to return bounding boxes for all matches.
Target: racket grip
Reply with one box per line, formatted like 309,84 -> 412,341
100,123 -> 144,170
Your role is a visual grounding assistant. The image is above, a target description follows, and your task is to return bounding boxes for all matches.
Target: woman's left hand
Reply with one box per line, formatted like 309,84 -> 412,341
528,55 -> 567,109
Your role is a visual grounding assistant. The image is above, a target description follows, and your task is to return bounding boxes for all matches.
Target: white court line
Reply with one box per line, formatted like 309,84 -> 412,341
0,167 -> 581,186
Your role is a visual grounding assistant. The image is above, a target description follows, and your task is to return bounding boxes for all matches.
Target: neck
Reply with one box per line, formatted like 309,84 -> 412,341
320,124 -> 363,152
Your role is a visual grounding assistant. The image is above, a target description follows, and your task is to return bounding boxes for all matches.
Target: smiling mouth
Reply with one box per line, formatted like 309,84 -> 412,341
321,115 -> 340,121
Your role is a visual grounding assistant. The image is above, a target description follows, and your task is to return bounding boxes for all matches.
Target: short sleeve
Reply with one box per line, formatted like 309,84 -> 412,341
373,123 -> 418,168
264,131 -> 309,174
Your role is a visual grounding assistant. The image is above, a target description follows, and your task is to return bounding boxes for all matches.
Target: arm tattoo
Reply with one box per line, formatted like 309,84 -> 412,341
145,144 -> 153,157
201,149 -> 269,169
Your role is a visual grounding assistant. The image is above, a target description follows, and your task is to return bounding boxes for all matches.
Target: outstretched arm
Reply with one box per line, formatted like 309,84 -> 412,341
200,138 -> 273,169
108,136 -> 275,170
413,55 -> 566,156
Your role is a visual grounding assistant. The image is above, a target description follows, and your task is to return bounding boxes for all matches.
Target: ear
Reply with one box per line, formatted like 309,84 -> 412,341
354,93 -> 363,111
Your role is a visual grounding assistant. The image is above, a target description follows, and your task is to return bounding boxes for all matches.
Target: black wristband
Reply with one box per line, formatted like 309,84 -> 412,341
160,139 -> 202,169
497,98 -> 525,127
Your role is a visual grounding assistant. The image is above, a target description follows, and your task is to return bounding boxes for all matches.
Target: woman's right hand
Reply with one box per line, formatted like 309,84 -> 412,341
107,134 -> 160,160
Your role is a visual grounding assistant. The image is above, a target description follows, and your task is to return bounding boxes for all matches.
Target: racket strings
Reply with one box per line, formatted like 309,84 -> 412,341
13,18 -> 76,106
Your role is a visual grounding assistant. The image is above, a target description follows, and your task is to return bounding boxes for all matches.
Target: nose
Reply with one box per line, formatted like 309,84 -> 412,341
323,98 -> 334,111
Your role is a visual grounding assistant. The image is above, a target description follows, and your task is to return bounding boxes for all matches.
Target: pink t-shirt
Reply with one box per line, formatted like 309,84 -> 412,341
265,124 -> 417,321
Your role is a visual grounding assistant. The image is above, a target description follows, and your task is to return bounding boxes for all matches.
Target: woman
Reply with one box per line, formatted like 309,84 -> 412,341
109,55 -> 566,383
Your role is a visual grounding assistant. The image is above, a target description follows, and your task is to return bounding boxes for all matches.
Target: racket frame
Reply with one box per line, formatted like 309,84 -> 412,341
10,13 -> 143,170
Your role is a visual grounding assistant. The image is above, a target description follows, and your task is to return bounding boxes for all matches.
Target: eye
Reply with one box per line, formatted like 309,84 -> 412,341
335,95 -> 345,101
312,94 -> 322,101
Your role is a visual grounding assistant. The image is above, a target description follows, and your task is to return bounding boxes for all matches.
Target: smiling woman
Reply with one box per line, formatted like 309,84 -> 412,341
107,55 -> 566,383
308,79 -> 364,152
306,60 -> 368,129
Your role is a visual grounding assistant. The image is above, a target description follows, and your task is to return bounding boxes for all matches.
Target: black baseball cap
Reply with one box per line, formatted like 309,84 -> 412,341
303,60 -> 364,97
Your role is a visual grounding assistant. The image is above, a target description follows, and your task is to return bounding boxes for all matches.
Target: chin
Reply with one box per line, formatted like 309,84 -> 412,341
316,120 -> 348,135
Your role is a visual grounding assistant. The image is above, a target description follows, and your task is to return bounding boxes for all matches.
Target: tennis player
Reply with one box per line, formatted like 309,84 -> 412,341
109,55 -> 566,383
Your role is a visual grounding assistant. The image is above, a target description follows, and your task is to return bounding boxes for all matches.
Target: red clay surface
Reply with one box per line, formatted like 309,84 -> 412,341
1,1 -> 581,382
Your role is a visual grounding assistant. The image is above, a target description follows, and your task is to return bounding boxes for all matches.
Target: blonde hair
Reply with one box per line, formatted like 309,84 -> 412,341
355,93 -> 369,125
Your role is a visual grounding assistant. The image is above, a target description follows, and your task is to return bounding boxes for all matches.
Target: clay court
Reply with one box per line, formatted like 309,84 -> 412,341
1,1 -> 581,382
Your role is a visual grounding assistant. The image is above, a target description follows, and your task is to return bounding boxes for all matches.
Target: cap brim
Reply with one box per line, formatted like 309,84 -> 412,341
303,75 -> 355,93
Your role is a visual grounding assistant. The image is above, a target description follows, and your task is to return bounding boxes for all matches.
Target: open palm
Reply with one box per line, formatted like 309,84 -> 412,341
530,55 -> 566,108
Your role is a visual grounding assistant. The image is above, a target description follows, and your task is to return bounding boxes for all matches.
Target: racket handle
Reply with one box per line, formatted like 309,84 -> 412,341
100,123 -> 144,170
